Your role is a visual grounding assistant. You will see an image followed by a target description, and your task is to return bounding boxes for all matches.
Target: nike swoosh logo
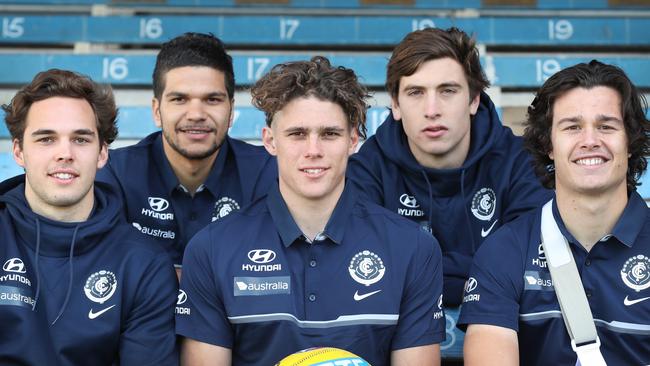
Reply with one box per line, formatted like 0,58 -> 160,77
624,295 -> 650,306
481,220 -> 499,238
354,290 -> 381,301
88,304 -> 116,319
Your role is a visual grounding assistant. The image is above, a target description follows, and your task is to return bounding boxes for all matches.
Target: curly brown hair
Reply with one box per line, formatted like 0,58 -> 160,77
386,27 -> 489,102
3,69 -> 118,147
524,60 -> 650,192
250,56 -> 370,139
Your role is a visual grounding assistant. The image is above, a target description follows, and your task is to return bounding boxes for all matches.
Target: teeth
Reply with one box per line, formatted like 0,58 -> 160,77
303,169 -> 324,174
576,158 -> 604,166
185,130 -> 207,134
52,173 -> 74,180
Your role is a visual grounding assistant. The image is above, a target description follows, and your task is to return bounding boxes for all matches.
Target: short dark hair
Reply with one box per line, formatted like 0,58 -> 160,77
250,56 -> 370,139
524,60 -> 650,191
152,32 -> 234,100
2,69 -> 118,147
386,27 -> 489,101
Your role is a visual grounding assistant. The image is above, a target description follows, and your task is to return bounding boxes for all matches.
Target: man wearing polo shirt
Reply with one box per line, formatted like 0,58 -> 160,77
97,33 -> 276,273
176,56 -> 445,366
459,60 -> 650,365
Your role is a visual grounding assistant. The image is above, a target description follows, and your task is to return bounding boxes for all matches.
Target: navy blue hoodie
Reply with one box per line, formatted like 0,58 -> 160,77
0,175 -> 178,366
97,132 -> 277,267
347,92 -> 552,306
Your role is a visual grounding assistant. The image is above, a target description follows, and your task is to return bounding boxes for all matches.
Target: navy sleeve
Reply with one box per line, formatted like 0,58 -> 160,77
119,249 -> 179,366
251,155 -> 277,201
392,229 -> 446,349
503,148 -> 552,223
96,157 -> 121,187
175,228 -> 233,348
346,147 -> 385,205
457,225 -> 524,331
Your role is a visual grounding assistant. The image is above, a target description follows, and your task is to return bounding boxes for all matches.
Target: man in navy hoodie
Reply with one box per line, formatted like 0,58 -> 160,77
347,27 -> 552,306
0,69 -> 178,365
97,33 -> 276,275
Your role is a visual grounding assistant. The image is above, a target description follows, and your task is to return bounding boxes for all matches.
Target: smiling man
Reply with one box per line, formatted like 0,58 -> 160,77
347,27 -> 551,306
175,56 -> 445,366
0,69 -> 177,365
97,33 -> 276,274
459,60 -> 650,365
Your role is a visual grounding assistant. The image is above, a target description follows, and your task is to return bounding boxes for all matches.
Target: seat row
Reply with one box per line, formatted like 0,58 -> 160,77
1,14 -> 649,47
0,52 -> 648,88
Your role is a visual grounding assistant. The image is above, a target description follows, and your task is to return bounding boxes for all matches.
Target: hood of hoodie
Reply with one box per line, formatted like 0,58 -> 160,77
374,91 -> 502,196
0,175 -> 122,257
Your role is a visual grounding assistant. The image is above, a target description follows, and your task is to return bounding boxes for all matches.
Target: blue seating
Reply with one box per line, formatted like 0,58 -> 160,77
0,0 -> 644,10
0,52 -> 648,88
1,15 -> 649,47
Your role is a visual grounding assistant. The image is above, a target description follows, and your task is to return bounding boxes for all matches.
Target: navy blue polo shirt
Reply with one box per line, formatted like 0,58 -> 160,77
176,182 -> 445,366
458,192 -> 650,365
97,132 -> 277,266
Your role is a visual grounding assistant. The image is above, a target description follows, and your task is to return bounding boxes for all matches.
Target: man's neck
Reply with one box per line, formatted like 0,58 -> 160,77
555,185 -> 628,252
279,181 -> 344,241
163,143 -> 219,195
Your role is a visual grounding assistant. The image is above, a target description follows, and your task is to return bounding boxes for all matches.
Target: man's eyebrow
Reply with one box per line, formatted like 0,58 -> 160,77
30,129 -> 96,136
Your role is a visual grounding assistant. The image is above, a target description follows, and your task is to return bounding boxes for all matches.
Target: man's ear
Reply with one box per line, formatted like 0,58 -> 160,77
152,97 -> 162,128
348,129 -> 359,156
262,126 -> 277,156
97,143 -> 109,170
12,138 -> 25,168
390,97 -> 402,121
469,93 -> 480,116
228,99 -> 235,128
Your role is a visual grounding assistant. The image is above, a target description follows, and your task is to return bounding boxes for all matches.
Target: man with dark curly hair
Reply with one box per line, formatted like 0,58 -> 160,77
0,69 -> 178,365
347,27 -> 551,307
459,60 -> 650,365
176,56 -> 446,366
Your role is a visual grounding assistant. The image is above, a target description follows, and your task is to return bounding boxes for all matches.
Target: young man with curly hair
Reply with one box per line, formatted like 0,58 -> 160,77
176,56 -> 445,366
460,60 -> 650,365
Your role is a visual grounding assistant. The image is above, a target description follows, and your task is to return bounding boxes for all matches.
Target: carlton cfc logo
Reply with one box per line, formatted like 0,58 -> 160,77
84,270 -> 117,304
212,197 -> 241,222
621,255 -> 650,292
348,250 -> 386,287
471,188 -> 496,221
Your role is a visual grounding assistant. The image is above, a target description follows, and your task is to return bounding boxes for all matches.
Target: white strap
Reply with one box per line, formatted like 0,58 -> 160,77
541,200 -> 607,366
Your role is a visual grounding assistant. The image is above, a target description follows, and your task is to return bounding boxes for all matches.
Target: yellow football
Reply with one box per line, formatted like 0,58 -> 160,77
275,347 -> 371,366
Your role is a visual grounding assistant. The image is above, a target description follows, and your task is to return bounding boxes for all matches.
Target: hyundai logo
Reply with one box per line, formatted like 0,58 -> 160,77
464,277 -> 478,293
148,197 -> 169,212
399,194 -> 419,208
247,249 -> 276,264
538,244 -> 546,260
3,258 -> 26,273
177,290 -> 188,305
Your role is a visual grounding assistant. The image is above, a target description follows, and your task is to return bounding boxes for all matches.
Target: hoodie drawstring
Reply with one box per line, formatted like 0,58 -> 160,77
421,171 -> 434,232
31,218 -> 42,311
460,169 -> 478,253
51,224 -> 79,325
